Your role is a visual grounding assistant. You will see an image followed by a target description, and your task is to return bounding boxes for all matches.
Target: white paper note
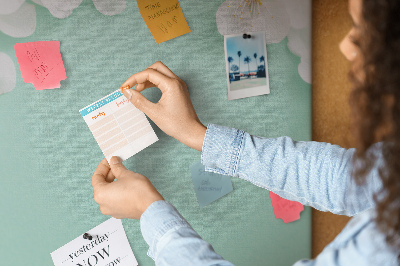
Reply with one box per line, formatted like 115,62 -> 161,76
51,218 -> 138,266
79,89 -> 158,162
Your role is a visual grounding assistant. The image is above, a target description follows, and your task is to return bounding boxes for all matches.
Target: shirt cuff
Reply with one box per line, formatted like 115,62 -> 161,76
201,124 -> 245,177
140,200 -> 192,260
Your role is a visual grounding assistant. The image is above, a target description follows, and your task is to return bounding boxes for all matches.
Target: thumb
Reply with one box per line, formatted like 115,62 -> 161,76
109,156 -> 128,177
122,89 -> 155,115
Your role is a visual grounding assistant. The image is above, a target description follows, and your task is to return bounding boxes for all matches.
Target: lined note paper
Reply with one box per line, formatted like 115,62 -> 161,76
79,90 -> 158,162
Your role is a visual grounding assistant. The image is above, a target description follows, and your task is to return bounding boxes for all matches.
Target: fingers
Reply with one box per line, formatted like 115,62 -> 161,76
147,61 -> 178,79
135,81 -> 156,92
121,68 -> 173,94
121,89 -> 158,117
121,62 -> 178,92
105,169 -> 116,183
92,158 -> 111,189
120,61 -> 181,117
109,156 -> 129,178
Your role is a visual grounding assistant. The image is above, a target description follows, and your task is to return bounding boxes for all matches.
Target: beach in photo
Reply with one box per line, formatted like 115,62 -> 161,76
224,32 -> 269,100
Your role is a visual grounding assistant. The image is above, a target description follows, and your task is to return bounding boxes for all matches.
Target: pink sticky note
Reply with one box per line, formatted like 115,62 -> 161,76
14,41 -> 67,90
269,191 -> 304,223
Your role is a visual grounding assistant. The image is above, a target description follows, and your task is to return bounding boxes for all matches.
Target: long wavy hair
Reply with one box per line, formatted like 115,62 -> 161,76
350,0 -> 400,251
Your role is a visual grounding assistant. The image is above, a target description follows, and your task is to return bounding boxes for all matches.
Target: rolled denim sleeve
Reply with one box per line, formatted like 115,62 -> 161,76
201,124 -> 383,216
140,200 -> 234,265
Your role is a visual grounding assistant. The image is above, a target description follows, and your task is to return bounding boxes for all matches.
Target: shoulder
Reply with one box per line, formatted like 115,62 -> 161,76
313,209 -> 399,265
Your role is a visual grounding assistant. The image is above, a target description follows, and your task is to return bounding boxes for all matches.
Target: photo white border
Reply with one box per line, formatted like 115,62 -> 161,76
224,32 -> 270,100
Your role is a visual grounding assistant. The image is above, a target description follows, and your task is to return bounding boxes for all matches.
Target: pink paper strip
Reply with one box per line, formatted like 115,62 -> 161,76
269,191 -> 304,223
14,41 -> 67,90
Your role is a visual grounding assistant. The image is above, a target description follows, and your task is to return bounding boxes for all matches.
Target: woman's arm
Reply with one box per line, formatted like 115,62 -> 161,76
202,124 -> 383,216
91,157 -> 234,265
141,201 -> 234,265
120,62 -> 382,217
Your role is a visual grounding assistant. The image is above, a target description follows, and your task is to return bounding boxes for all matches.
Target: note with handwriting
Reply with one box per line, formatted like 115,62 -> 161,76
79,89 -> 158,162
14,41 -> 67,90
269,191 -> 304,223
190,161 -> 233,208
51,218 -> 137,266
137,0 -> 191,44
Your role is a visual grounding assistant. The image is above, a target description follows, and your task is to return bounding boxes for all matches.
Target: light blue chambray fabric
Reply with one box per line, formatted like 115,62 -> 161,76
139,124 -> 399,265
140,200 -> 234,265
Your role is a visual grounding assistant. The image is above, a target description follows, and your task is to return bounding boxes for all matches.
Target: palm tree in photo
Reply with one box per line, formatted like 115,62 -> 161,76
260,55 -> 265,71
237,51 -> 242,76
244,56 -> 251,77
253,53 -> 257,72
227,56 -> 233,73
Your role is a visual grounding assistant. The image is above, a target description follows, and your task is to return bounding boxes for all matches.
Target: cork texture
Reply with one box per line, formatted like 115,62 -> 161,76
312,0 -> 353,257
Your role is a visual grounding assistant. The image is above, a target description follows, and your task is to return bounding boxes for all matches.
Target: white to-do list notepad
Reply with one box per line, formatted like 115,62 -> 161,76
79,89 -> 158,162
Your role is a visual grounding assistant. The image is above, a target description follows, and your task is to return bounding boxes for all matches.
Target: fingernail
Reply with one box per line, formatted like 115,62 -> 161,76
110,156 -> 122,165
123,89 -> 133,100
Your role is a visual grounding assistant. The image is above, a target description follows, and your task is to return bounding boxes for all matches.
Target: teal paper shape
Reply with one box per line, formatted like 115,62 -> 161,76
190,161 -> 234,208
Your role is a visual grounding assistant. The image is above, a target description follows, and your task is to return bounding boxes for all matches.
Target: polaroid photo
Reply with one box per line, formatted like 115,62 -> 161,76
224,32 -> 270,100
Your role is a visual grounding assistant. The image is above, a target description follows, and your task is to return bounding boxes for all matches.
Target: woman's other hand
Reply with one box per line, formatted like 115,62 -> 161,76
91,157 -> 164,219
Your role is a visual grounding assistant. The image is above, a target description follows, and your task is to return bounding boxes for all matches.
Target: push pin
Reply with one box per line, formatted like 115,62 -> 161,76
83,233 -> 95,240
120,85 -> 130,92
243,33 -> 251,39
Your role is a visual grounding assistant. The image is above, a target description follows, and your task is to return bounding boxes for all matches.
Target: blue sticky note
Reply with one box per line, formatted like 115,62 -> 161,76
190,161 -> 233,208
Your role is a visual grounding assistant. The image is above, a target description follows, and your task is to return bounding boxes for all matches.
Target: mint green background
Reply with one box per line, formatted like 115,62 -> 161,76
0,1 -> 312,265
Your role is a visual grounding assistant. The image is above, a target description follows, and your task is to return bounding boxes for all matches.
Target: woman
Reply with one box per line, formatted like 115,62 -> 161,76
91,0 -> 400,264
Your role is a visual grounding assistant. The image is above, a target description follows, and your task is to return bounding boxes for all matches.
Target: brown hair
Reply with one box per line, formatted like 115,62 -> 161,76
350,0 -> 400,251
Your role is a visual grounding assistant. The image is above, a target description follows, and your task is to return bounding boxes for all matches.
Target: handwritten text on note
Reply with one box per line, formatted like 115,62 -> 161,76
137,0 -> 191,44
14,41 -> 67,90
190,161 -> 233,208
79,90 -> 158,163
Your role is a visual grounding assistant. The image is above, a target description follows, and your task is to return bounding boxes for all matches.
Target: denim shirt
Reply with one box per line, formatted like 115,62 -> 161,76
140,124 -> 399,265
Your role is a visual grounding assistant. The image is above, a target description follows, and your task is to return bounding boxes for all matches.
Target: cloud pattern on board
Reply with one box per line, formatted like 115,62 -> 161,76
216,0 -> 311,84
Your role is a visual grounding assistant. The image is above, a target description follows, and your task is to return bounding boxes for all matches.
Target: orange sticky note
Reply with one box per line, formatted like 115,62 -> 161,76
269,191 -> 304,223
137,0 -> 191,44
14,41 -> 67,90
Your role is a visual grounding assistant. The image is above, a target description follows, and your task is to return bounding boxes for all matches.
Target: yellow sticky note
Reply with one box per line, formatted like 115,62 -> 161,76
137,0 -> 191,44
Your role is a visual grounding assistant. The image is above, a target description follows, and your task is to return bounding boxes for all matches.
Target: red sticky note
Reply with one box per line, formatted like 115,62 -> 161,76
14,41 -> 67,90
269,191 -> 304,223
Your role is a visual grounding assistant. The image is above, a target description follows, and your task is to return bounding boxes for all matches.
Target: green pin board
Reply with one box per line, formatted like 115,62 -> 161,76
0,0 -> 311,265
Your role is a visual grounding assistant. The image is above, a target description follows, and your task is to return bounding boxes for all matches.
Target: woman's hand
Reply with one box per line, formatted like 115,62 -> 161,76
91,157 -> 164,219
120,61 -> 206,152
